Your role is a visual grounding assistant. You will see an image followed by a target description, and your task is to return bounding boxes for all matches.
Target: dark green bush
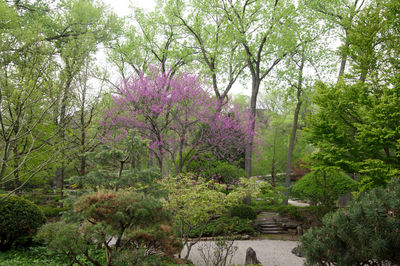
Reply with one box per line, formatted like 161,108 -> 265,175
187,154 -> 246,184
230,204 -> 257,220
301,178 -> 400,265
291,167 -> 356,209
188,215 -> 255,238
0,195 -> 46,250
38,205 -> 70,218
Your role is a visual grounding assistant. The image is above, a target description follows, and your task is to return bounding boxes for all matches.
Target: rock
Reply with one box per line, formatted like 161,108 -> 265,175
291,246 -> 304,257
282,222 -> 299,229
338,192 -> 351,207
245,247 -> 261,265
296,225 -> 304,236
241,234 -> 250,240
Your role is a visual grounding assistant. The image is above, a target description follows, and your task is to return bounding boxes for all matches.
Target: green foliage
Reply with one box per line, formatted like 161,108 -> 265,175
259,183 -> 286,204
291,167 -> 356,208
37,190 -> 181,265
0,196 -> 46,251
301,178 -> 400,265
36,222 -> 97,265
229,205 -> 257,220
159,173 -> 264,259
187,216 -> 255,238
38,205 -> 70,218
187,154 -> 246,183
305,0 -> 400,191
0,246 -> 67,266
112,249 -> 164,266
69,133 -> 160,193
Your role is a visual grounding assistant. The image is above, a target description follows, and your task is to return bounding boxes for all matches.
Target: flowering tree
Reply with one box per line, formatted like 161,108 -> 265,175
101,68 -> 254,174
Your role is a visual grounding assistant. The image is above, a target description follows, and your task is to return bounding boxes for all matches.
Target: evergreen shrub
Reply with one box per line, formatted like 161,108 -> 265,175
301,178 -> 400,265
187,153 -> 246,184
230,204 -> 257,220
188,215 -> 255,238
0,195 -> 46,250
291,167 -> 356,208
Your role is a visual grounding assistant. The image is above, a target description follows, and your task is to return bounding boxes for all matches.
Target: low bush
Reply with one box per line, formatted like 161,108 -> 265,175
188,215 -> 255,238
39,205 -> 70,218
0,195 -> 46,251
229,204 -> 257,220
187,154 -> 246,184
291,167 -> 356,209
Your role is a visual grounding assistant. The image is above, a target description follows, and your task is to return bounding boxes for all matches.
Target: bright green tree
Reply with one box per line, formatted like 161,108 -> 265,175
305,0 -> 400,191
0,1 -> 59,195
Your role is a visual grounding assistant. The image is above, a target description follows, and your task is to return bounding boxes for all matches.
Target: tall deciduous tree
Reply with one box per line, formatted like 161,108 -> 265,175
304,0 -> 367,80
0,1 -> 58,195
305,0 -> 400,191
169,0 -> 246,105
220,0 -> 300,176
107,2 -> 192,87
48,0 -> 119,200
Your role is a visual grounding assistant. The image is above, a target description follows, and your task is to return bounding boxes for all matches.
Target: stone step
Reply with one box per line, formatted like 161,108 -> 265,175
256,220 -> 276,223
260,226 -> 285,230
259,223 -> 281,228
260,227 -> 285,232
260,230 -> 287,234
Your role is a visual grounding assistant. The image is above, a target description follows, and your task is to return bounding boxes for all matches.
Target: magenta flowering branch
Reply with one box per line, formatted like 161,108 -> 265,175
101,67 -> 255,174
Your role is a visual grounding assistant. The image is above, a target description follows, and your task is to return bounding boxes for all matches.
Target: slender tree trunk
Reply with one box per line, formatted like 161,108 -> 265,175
0,142 -> 10,188
56,74 -> 72,203
283,55 -> 304,205
13,139 -> 21,195
338,40 -> 349,80
245,78 -> 260,177
270,125 -> 279,187
79,89 -> 87,176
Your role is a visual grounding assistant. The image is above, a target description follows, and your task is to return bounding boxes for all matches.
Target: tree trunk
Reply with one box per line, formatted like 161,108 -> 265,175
56,73 -> 72,203
337,40 -> 349,80
270,125 -> 279,187
245,78 -> 260,177
283,55 -> 304,205
0,142 -> 10,189
79,90 -> 87,176
13,139 -> 21,195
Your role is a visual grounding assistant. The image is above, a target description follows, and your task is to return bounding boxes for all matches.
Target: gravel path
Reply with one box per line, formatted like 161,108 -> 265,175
181,239 -> 304,266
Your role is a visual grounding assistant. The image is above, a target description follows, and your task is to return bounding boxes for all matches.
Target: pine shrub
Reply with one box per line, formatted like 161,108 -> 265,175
301,178 -> 400,265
